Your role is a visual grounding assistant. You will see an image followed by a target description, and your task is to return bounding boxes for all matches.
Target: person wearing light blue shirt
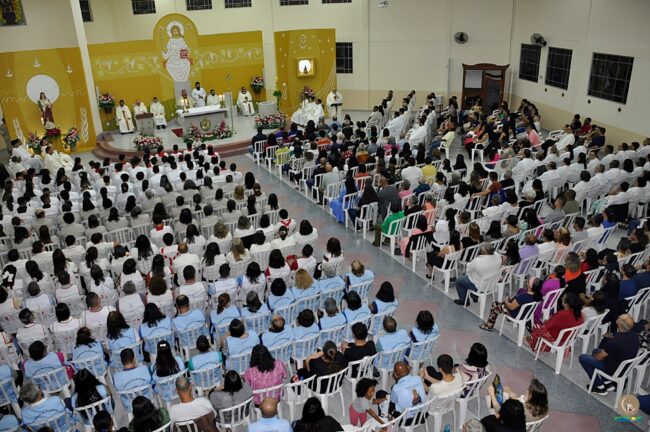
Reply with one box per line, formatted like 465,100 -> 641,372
71,382 -> 109,411
390,362 -> 426,419
172,296 -> 209,346
267,279 -> 294,311
376,316 -> 410,366
189,335 -> 223,371
292,310 -> 320,359
409,310 -> 440,344
225,318 -> 260,357
112,348 -> 155,408
369,281 -> 399,314
317,266 -> 346,295
343,291 -> 372,323
20,381 -> 71,431
23,341 -> 68,384
241,292 -> 271,318
318,298 -> 347,330
71,329 -> 106,375
290,269 -> 319,301
0,413 -> 19,430
248,398 -> 292,432
210,293 -> 241,336
261,316 -> 294,348
0,364 -> 17,403
345,260 -> 375,286
139,307 -> 174,341
107,318 -> 142,368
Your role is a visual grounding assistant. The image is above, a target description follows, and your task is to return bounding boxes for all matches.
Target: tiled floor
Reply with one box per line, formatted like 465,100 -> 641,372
233,150 -> 644,431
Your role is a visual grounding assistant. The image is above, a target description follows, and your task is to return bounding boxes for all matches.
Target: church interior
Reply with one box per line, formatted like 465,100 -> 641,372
0,0 -> 649,431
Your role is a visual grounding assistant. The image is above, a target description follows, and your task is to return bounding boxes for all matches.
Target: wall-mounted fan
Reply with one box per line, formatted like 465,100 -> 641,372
530,33 -> 547,47
454,32 -> 469,44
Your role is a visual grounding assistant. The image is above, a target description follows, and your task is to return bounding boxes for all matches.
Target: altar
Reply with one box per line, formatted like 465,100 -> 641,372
176,105 -> 229,133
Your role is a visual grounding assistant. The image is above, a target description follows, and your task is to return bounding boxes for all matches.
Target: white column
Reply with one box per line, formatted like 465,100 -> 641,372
68,0 -> 103,135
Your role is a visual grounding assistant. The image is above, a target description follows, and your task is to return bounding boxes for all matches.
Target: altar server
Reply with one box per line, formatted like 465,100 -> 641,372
326,88 -> 343,119
116,100 -> 135,134
206,89 -> 220,106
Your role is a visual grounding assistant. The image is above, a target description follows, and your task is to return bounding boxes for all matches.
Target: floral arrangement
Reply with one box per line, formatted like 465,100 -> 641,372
26,132 -> 42,154
183,121 -> 233,144
301,86 -> 315,99
98,93 -> 115,109
251,76 -> 265,92
45,127 -> 61,137
133,135 -> 163,152
254,112 -> 287,130
62,127 -> 80,151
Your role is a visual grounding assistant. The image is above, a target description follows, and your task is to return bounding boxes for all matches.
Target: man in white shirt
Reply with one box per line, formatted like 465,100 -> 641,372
133,99 -> 148,116
169,376 -> 215,425
400,158 -> 423,187
512,149 -> 536,185
17,309 -> 48,346
173,243 -> 201,278
81,293 -> 115,330
178,266 -> 208,301
191,81 -> 206,107
454,243 -> 502,305
367,106 -> 383,129
10,139 -> 42,172
150,215 -> 174,249
237,87 -> 255,116
405,117 -> 428,147
522,161 -> 560,196
554,124 -> 576,152
586,214 -> 605,238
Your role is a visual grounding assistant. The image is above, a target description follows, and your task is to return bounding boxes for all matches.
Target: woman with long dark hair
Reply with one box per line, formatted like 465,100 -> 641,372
242,344 -> 287,405
152,340 -> 184,379
303,341 -> 348,393
128,395 -> 170,432
208,370 -> 253,416
529,292 -> 584,352
106,311 -> 141,365
72,368 -> 110,416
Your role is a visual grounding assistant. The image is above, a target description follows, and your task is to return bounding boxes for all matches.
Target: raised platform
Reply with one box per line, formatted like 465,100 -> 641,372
93,113 -> 259,160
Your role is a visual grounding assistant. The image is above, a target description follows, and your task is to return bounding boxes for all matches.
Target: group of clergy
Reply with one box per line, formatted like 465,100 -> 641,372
9,138 -> 74,176
115,98 -> 167,134
177,82 -> 256,116
291,89 -> 343,126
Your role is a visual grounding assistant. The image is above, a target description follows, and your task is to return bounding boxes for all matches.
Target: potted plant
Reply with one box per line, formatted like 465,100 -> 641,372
62,127 -> 80,152
26,132 -> 42,155
98,93 -> 115,113
251,76 -> 265,94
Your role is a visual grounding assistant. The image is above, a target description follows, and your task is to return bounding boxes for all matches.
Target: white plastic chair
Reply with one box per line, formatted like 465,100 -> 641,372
274,302 -> 299,324
375,345 -> 410,389
191,363 -> 222,395
430,250 -> 461,293
32,367 -> 73,398
73,396 -> 112,431
456,372 -> 492,430
498,301 -> 539,347
400,397 -> 433,432
368,306 -> 397,336
0,377 -> 21,418
25,410 -> 74,432
627,286 -> 650,321
53,328 -> 79,359
631,349 -> 650,394
292,333 -> 320,369
428,389 -> 463,432
344,354 -> 378,394
408,336 -> 439,374
155,369 -> 187,407
540,288 -> 565,321
312,367 -> 348,415
226,349 -> 253,374
143,330 -> 176,363
70,354 -> 109,385
214,396 -> 253,431
116,384 -> 155,419
244,312 -> 272,336
284,374 -> 315,420
526,414 -> 549,432
319,324 -> 346,346
349,281 -> 373,303
464,272 -> 500,319
380,217 -> 405,255
354,203 -> 378,240
534,323 -> 584,374
268,341 -> 293,364
175,324 -> 207,361
577,309 -> 609,354
587,354 -> 640,408
295,293 -> 321,314
251,382 -> 285,419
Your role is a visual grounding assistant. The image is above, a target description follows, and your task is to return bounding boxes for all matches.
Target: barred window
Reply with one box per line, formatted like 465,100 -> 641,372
519,44 -> 541,82
280,0 -> 308,5
225,0 -> 252,7
79,0 -> 92,22
323,0 -> 351,3
186,0 -> 212,10
588,53 -> 634,104
545,47 -> 572,90
336,42 -> 353,74
131,0 -> 156,15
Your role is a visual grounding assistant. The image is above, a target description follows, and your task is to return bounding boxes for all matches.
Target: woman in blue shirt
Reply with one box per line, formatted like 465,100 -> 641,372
189,335 -> 223,371
293,310 -> 320,359
369,282 -> 399,314
410,310 -> 440,342
318,298 -> 347,330
107,311 -> 142,367
225,319 -> 259,357
346,260 -> 375,286
152,341 -> 185,380
267,278 -> 294,311
241,291 -> 270,318
343,291 -> 372,323
140,303 -> 174,355
290,269 -> 319,300
210,292 -> 241,336
72,368 -> 112,425
72,327 -> 105,363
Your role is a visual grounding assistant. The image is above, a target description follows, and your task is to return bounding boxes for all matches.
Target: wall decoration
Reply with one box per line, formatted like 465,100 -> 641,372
274,29 -> 336,112
0,0 -> 26,26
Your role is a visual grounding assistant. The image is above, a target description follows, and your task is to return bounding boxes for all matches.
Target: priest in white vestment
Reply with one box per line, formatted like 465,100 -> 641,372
237,87 -> 255,116
206,89 -> 220,106
115,100 -> 135,134
386,112 -> 405,139
177,89 -> 195,111
133,99 -> 148,116
306,99 -> 324,124
326,89 -> 343,119
191,81 -> 206,107
150,97 -> 167,129
405,118 -> 427,147
11,138 -> 42,172
43,146 -> 74,173
291,98 -> 311,126
367,106 -> 383,129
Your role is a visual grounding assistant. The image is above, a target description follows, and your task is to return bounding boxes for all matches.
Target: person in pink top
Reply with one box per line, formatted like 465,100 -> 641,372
526,124 -> 541,147
533,266 -> 565,324
242,344 -> 288,406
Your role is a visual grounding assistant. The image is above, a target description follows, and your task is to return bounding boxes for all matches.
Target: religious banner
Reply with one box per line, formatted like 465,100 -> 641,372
0,0 -> 26,26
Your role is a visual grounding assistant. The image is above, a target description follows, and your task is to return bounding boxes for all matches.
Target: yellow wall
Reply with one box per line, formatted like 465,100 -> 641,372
274,29 -> 336,113
88,14 -> 264,129
0,47 -> 97,151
